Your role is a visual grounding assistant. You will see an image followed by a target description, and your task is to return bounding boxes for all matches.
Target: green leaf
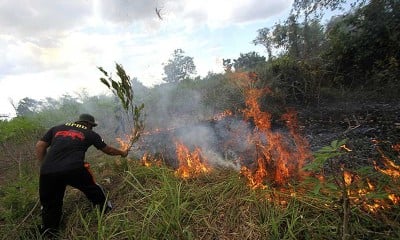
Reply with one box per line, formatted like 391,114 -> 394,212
100,78 -> 111,89
111,80 -> 120,91
312,182 -> 322,195
316,146 -> 335,153
98,62 -> 145,147
366,192 -> 390,200
325,182 -> 339,191
330,140 -> 338,148
97,66 -> 108,77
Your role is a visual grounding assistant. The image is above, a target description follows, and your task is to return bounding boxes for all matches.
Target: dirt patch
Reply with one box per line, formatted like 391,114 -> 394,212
297,99 -> 400,168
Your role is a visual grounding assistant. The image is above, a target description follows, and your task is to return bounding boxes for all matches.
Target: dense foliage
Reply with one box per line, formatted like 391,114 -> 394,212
162,49 -> 197,83
251,0 -> 400,102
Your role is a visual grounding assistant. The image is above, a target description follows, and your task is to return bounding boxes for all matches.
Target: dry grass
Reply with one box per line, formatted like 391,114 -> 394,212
1,155 -> 399,240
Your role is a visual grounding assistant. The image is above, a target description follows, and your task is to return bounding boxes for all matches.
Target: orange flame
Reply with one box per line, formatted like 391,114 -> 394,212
140,152 -> 163,167
343,172 -> 383,213
343,171 -> 352,186
375,158 -> 400,178
212,110 -> 233,121
374,153 -> 400,178
240,87 -> 311,188
116,135 -> 130,151
240,155 -> 268,189
174,141 -> 212,179
141,152 -> 152,167
388,193 -> 400,205
340,144 -> 352,152
343,165 -> 399,213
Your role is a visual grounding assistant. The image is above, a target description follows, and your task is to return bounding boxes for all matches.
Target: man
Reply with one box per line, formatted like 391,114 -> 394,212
35,113 -> 128,235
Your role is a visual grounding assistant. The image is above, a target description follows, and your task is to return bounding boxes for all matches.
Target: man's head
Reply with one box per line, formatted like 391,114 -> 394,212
77,113 -> 98,127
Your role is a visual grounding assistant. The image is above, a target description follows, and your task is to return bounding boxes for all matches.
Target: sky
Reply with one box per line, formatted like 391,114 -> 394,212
0,0 -> 294,117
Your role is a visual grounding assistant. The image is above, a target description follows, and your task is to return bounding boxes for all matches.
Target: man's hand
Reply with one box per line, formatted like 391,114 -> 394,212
35,140 -> 49,166
101,145 -> 129,157
121,149 -> 129,158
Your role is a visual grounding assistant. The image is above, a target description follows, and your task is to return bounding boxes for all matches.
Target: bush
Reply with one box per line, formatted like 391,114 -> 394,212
0,174 -> 38,222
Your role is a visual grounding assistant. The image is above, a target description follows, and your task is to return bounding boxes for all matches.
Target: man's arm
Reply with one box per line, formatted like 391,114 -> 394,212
35,140 -> 50,166
101,145 -> 128,157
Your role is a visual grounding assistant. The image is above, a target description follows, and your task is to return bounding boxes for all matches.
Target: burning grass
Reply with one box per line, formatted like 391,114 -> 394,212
2,152 -> 399,240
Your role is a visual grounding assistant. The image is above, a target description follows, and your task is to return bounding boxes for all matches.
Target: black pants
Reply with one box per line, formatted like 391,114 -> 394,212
39,166 -> 109,229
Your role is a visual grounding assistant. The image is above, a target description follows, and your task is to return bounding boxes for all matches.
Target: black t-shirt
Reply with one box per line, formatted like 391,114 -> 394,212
40,122 -> 107,174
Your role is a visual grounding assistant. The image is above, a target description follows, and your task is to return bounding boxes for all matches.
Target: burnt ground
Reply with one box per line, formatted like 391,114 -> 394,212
137,98 -> 400,172
297,99 -> 400,169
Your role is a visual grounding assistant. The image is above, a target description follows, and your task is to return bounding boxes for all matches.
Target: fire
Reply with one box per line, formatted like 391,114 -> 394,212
212,110 -> 233,121
174,141 -> 212,179
368,142 -> 400,209
140,152 -> 163,167
343,170 -> 352,186
374,155 -> 400,178
372,141 -> 400,178
340,144 -> 352,152
141,152 -> 152,167
366,178 -> 374,191
240,156 -> 268,189
116,135 -> 130,151
281,109 -> 311,179
240,87 -> 311,189
388,193 -> 400,204
342,159 -> 400,213
140,152 -> 151,167
337,141 -> 400,213
342,170 -> 384,213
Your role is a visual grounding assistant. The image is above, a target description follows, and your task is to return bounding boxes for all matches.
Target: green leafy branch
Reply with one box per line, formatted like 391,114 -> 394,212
98,63 -> 145,150
303,139 -> 348,172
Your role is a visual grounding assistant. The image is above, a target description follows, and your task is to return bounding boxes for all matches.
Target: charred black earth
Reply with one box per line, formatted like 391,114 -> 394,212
136,99 -> 400,172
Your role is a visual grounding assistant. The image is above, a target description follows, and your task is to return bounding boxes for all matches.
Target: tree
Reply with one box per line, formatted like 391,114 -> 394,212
253,28 -> 273,60
223,52 -> 266,73
233,52 -> 266,72
200,73 -> 246,113
222,59 -> 233,73
14,97 -> 42,117
323,0 -> 400,90
254,15 -> 325,61
291,0 -> 358,18
302,18 -> 325,58
162,49 -> 197,83
252,13 -> 327,103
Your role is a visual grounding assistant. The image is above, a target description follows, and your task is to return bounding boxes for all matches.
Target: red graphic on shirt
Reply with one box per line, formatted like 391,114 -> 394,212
55,130 -> 85,141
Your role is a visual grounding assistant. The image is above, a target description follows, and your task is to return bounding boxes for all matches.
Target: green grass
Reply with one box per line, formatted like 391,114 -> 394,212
1,156 -> 399,240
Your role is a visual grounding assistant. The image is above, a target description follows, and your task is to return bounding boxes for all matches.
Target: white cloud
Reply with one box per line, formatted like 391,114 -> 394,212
0,0 -> 91,40
98,0 -> 159,23
173,0 -> 292,29
0,0 -> 293,116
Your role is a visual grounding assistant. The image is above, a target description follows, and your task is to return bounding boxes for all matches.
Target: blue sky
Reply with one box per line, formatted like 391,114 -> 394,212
0,0 -> 293,117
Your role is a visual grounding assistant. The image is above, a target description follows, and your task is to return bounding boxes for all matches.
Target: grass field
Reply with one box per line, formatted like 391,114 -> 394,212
1,150 -> 399,240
